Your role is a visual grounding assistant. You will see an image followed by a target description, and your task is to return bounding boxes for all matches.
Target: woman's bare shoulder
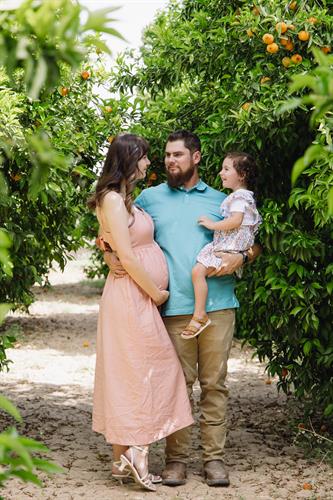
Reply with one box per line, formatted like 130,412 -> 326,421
101,191 -> 124,209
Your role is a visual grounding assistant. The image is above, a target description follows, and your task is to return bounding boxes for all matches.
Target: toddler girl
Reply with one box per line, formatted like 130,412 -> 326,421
181,151 -> 261,339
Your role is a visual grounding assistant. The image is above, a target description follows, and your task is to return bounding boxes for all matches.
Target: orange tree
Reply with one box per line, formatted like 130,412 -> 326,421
0,0 -> 122,493
101,0 -> 333,418
0,0 -> 120,310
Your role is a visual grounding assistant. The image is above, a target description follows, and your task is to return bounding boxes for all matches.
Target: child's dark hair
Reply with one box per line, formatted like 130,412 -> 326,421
225,151 -> 257,193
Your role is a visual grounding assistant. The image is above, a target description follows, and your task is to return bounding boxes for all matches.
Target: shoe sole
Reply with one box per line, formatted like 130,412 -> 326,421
206,478 -> 230,487
162,478 -> 186,486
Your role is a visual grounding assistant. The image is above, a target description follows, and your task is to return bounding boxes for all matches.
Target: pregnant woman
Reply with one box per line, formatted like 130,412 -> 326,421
88,133 -> 193,492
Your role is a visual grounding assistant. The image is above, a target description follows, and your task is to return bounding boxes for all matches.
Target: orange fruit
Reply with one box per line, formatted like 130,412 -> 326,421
252,6 -> 260,16
60,87 -> 69,96
289,1 -> 297,9
241,102 -> 251,111
308,17 -> 318,24
298,31 -> 310,41
81,70 -> 90,80
108,136 -> 114,143
280,37 -> 289,46
303,483 -> 313,491
104,106 -> 113,113
282,56 -> 291,67
288,24 -> 296,30
265,378 -> 272,385
260,76 -> 271,84
262,33 -> 274,44
247,29 -> 254,37
321,46 -> 331,54
276,22 -> 288,33
298,423 -> 305,429
267,43 -> 279,53
149,172 -> 158,181
285,40 -> 294,51
291,53 -> 303,64
11,173 -> 22,181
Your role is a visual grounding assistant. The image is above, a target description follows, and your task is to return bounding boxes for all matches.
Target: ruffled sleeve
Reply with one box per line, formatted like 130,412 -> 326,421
224,189 -> 262,232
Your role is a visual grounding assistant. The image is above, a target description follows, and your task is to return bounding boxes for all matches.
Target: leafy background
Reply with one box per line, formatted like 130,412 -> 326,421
0,3 -> 332,485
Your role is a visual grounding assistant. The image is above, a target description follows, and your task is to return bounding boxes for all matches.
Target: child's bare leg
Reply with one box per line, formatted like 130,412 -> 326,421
192,263 -> 211,318
181,263 -> 215,339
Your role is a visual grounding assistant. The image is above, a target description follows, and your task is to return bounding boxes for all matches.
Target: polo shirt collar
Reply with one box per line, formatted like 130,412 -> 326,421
177,179 -> 207,192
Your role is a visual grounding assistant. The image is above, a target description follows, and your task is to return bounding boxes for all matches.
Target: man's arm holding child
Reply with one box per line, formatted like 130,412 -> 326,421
208,243 -> 262,277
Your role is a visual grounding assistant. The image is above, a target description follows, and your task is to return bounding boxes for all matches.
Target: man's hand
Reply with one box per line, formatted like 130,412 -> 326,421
208,252 -> 243,277
104,251 -> 127,278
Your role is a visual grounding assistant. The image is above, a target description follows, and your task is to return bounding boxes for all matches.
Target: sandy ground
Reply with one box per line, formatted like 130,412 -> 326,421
0,249 -> 332,500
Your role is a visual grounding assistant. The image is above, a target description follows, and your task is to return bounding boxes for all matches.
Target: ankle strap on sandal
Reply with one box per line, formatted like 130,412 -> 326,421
131,445 -> 149,455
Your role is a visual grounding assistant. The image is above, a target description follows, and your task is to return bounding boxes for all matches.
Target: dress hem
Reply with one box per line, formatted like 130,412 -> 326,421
92,417 -> 194,446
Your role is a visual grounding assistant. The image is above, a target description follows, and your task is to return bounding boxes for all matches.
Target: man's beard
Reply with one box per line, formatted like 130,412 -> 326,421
167,163 -> 195,188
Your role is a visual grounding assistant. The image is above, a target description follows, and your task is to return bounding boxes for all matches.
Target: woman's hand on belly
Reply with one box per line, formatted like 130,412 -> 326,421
104,252 -> 127,278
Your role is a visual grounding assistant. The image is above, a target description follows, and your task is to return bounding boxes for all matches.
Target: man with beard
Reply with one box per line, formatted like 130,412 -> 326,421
105,130 -> 259,487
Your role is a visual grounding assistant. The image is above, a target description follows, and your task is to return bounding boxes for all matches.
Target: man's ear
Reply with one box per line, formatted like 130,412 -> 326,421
193,150 -> 201,166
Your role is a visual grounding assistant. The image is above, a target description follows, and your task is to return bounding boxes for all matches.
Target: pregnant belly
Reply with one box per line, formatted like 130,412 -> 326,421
134,243 -> 168,290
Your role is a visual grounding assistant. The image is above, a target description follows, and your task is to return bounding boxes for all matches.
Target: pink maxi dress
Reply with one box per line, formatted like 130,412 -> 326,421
92,207 -> 193,445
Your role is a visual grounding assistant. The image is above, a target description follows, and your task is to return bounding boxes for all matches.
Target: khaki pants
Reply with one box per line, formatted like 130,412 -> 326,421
163,309 -> 235,464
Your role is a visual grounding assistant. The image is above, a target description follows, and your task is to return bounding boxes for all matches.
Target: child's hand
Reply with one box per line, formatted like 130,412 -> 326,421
198,216 -> 215,230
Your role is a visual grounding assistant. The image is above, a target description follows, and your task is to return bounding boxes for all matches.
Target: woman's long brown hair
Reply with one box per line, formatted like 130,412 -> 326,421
87,133 -> 149,213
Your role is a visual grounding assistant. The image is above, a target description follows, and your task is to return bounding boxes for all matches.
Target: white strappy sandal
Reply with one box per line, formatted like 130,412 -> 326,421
112,459 -> 161,484
119,445 -> 157,492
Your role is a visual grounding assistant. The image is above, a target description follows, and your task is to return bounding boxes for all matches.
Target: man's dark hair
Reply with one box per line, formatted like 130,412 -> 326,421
167,130 -> 201,153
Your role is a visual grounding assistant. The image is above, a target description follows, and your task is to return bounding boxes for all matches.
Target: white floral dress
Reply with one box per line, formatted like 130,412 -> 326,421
197,189 -> 261,270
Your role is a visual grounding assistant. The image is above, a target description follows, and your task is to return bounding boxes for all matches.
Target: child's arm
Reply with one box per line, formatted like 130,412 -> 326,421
198,212 -> 244,231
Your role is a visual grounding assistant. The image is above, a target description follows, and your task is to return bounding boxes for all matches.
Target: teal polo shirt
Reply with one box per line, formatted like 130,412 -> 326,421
135,180 -> 239,316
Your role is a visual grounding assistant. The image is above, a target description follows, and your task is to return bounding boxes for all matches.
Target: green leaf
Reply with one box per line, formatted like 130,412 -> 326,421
0,435 -> 33,469
27,56 -> 47,100
0,303 -> 13,324
303,340 -> 312,355
0,395 -> 22,422
324,404 -> 333,416
328,186 -> 333,217
0,171 -> 8,197
303,144 -> 324,167
289,75 -> 317,93
0,229 -> 11,248
278,97 -> 302,115
18,437 -> 48,452
33,458 -> 65,474
11,470 -> 42,486
290,306 -> 303,316
72,165 -> 96,179
291,157 -> 305,186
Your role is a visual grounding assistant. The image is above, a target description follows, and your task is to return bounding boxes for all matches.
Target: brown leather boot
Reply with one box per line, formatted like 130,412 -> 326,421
204,460 -> 230,487
162,461 -> 186,486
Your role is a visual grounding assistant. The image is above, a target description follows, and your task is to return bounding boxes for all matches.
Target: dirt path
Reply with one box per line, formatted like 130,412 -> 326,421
0,250 -> 332,500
